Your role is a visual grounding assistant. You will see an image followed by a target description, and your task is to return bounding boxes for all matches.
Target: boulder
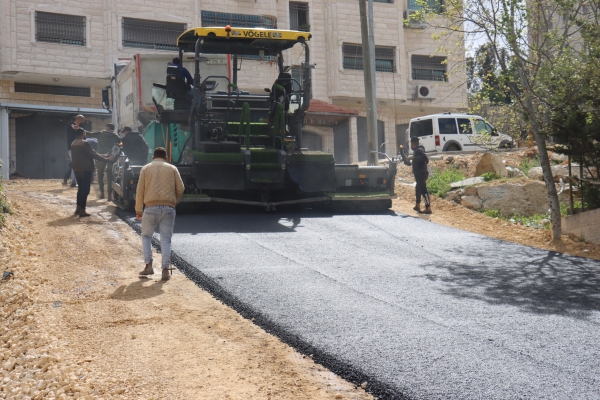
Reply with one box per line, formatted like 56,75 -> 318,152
445,191 -> 459,202
460,195 -> 483,210
550,152 -> 568,162
477,181 -> 549,216
506,166 -> 525,178
475,153 -> 508,177
528,164 -> 584,182
464,186 -> 478,196
449,177 -> 486,188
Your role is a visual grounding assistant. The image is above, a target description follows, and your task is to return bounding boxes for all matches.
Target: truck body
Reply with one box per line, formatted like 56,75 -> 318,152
113,54 -> 228,131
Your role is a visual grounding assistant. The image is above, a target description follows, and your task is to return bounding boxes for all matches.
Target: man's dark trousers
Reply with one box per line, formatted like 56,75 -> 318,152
74,171 -> 92,209
415,172 -> 430,207
96,161 -> 112,194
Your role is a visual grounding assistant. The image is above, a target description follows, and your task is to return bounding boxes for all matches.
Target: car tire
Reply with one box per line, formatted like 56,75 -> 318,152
446,144 -> 460,151
499,139 -> 513,149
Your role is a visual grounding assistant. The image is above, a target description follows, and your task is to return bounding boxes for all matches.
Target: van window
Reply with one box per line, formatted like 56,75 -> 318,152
410,119 -> 433,137
474,119 -> 493,135
438,118 -> 458,134
457,118 -> 473,134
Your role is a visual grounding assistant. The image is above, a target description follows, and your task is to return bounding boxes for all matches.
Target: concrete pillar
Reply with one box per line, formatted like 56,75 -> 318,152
349,116 -> 358,163
0,107 -> 9,180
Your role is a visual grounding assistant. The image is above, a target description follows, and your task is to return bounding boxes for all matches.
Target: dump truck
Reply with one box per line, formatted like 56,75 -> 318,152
105,26 -> 397,211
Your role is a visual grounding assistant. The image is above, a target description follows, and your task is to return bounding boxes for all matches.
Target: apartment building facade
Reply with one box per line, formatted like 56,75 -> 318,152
0,0 -> 466,179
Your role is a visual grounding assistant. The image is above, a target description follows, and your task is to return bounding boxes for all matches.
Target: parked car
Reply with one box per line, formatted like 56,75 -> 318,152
407,112 -> 514,153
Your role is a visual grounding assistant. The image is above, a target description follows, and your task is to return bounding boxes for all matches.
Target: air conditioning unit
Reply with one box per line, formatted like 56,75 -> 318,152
403,10 -> 428,29
416,84 -> 436,100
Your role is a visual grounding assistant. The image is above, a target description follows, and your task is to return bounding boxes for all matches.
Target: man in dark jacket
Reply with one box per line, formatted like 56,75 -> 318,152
71,129 -> 111,217
409,137 -> 432,214
121,126 -> 149,166
64,114 -> 86,187
88,123 -> 121,199
172,57 -> 193,90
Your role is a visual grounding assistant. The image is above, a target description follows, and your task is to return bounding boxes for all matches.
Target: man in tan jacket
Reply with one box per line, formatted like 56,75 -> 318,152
136,147 -> 184,281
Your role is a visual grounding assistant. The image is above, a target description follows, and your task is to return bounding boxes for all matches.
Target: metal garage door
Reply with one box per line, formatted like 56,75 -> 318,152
15,115 -> 90,179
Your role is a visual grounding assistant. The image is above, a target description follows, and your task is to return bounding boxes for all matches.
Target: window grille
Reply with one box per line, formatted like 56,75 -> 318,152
407,0 -> 443,12
15,83 -> 91,97
342,44 -> 395,73
411,55 -> 447,81
122,18 -> 186,51
291,66 -> 305,91
200,11 -> 277,29
35,12 -> 85,46
289,3 -> 310,31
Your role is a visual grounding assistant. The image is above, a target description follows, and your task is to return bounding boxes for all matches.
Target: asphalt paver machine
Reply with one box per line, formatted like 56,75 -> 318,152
111,26 -> 397,211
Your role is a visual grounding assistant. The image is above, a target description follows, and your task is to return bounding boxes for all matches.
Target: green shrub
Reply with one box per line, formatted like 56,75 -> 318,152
427,167 -> 466,198
518,156 -> 541,176
479,208 -> 551,229
481,172 -> 500,181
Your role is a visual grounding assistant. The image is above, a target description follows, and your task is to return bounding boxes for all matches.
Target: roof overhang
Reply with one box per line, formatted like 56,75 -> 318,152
177,27 -> 312,55
0,102 -> 110,116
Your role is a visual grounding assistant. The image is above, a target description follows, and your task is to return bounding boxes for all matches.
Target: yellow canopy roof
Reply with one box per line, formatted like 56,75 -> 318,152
177,27 -> 312,55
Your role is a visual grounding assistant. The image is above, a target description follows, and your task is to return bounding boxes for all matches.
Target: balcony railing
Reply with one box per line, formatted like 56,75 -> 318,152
407,0 -> 443,13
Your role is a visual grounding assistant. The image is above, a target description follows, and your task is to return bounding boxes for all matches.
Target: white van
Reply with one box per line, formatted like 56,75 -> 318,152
407,113 -> 514,153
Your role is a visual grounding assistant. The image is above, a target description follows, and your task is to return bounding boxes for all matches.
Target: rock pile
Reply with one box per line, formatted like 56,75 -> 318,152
446,181 -> 550,216
0,213 -> 96,400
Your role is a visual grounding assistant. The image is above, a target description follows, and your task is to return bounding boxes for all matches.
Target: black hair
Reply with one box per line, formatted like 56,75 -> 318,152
410,137 -> 420,144
106,123 -> 115,130
172,57 -> 181,65
154,147 -> 167,159
122,126 -> 132,133
75,128 -> 85,137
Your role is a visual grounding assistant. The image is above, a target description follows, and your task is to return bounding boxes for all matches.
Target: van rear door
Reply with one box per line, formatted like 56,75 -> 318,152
409,118 -> 435,152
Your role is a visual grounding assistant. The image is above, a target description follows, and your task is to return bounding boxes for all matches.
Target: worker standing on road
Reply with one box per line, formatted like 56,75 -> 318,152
121,126 -> 150,166
71,129 -> 112,217
136,147 -> 184,281
408,137 -> 432,214
88,123 -> 121,199
64,114 -> 86,187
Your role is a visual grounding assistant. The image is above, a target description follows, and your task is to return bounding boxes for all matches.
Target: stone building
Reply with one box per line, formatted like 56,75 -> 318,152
0,0 -> 466,179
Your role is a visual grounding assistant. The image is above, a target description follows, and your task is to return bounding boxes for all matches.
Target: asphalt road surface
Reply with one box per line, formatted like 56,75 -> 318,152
120,207 -> 600,399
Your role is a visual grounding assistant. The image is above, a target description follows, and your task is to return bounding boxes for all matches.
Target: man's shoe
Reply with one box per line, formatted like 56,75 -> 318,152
413,205 -> 421,212
62,178 -> 68,186
421,207 -> 432,215
139,261 -> 154,276
99,192 -> 105,200
74,206 -> 81,216
70,183 -> 77,188
161,268 -> 170,281
79,209 -> 91,218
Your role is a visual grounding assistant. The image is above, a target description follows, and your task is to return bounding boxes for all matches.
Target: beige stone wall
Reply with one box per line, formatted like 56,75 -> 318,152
562,208 -> 600,245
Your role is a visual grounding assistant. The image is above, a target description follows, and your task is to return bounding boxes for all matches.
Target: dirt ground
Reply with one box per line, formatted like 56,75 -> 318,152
1,180 -> 374,400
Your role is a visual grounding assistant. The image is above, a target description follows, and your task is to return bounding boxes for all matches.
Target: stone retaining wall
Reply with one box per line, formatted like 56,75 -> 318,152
562,208 -> 600,244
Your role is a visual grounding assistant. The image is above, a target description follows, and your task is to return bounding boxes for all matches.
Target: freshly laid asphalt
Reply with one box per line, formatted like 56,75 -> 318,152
119,207 -> 600,399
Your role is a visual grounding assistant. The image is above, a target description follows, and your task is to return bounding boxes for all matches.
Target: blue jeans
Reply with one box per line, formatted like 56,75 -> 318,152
141,206 -> 176,269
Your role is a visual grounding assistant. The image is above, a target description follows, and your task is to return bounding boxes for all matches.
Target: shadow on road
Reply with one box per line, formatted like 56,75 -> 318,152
421,241 -> 600,319
110,279 -> 165,301
119,203 -> 400,235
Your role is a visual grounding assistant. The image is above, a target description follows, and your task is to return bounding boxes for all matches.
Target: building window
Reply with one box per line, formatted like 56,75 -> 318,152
342,44 -> 395,73
200,11 -> 277,29
122,18 -> 186,51
407,0 -> 443,13
15,83 -> 91,97
289,3 -> 310,31
411,55 -> 447,81
291,66 -> 305,91
35,12 -> 86,46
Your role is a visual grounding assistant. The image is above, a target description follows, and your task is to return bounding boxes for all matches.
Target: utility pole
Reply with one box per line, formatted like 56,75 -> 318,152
359,0 -> 379,165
